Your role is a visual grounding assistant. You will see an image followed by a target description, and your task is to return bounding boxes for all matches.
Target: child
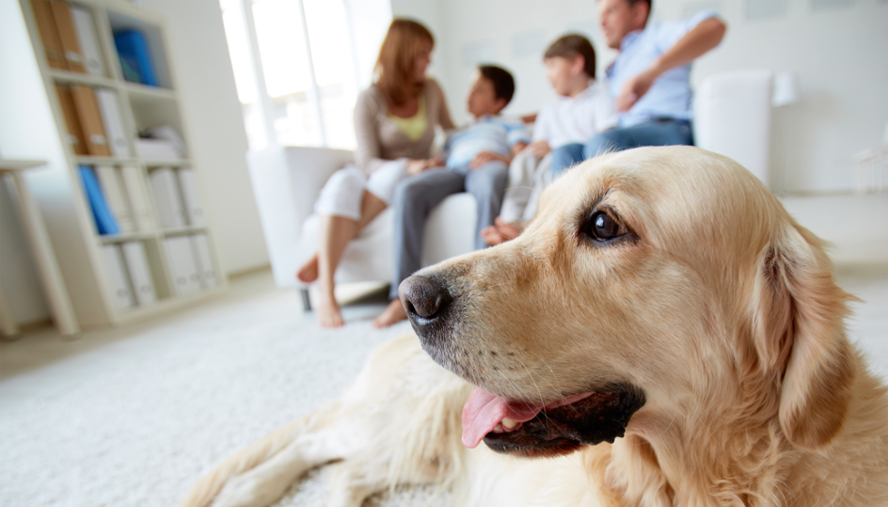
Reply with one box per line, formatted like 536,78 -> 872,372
374,65 -> 529,328
482,34 -> 617,246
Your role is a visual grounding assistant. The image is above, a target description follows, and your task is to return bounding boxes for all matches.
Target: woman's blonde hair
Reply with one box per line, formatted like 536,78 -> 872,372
374,19 -> 434,106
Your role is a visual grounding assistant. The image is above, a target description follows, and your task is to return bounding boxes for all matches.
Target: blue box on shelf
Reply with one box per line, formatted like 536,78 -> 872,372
113,29 -> 159,87
78,165 -> 120,235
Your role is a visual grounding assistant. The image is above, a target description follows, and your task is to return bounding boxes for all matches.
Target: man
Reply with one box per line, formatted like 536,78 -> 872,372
550,0 -> 727,175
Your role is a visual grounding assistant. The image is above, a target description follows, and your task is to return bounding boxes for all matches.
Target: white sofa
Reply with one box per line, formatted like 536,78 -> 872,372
248,69 -> 774,309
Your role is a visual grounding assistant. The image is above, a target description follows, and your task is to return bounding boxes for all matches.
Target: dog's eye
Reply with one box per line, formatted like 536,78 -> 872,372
584,211 -> 625,242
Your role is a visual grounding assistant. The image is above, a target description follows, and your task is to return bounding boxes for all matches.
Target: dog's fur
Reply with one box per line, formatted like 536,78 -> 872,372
181,147 -> 888,507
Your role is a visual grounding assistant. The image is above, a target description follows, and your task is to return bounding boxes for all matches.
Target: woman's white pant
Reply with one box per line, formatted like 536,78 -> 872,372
314,159 -> 409,220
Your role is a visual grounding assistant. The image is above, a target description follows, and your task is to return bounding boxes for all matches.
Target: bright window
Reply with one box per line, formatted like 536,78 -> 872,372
219,0 -> 389,150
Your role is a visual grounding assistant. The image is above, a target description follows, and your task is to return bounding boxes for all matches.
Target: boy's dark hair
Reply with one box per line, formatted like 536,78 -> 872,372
544,34 -> 597,79
478,65 -> 516,105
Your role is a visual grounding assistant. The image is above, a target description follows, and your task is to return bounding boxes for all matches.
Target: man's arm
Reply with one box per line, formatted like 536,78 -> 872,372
615,17 -> 727,112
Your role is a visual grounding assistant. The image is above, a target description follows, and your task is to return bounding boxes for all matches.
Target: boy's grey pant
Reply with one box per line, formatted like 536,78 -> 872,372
389,161 -> 507,299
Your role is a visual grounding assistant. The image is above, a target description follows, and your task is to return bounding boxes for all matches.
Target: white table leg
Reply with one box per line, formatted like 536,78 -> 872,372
9,172 -> 80,337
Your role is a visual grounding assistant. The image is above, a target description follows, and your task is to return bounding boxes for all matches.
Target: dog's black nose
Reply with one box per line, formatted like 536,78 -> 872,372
399,275 -> 452,321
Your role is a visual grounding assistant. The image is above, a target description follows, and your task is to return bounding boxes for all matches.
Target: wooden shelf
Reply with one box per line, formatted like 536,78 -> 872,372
161,225 -> 208,237
124,82 -> 176,101
109,285 -> 226,326
143,159 -> 190,167
75,156 -> 139,165
50,69 -> 116,88
98,231 -> 158,244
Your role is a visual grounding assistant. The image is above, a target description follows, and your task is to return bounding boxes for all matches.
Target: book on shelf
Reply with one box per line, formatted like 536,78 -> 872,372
101,245 -> 136,310
120,165 -> 158,232
191,234 -> 218,288
70,5 -> 104,76
121,241 -> 157,305
95,89 -> 131,158
113,29 -> 158,87
55,84 -> 88,155
49,0 -> 86,73
164,236 -> 201,296
70,85 -> 111,156
78,165 -> 119,235
135,138 -> 182,161
31,0 -> 66,70
177,168 -> 206,226
146,126 -> 187,157
95,165 -> 135,233
149,167 -> 187,228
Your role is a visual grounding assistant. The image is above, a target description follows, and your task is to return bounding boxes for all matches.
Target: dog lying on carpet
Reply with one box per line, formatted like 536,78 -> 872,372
181,147 -> 888,507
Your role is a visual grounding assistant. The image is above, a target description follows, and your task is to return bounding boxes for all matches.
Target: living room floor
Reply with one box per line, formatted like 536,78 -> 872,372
1,266 -> 886,507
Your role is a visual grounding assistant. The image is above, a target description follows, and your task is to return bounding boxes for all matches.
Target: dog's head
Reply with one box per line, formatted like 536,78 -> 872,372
401,147 -> 855,459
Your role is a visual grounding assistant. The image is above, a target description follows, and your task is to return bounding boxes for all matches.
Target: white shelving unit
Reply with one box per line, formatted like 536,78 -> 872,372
12,0 -> 227,329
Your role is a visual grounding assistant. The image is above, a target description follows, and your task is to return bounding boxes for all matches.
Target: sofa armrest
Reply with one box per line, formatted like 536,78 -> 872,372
281,146 -> 355,223
694,69 -> 774,187
247,146 -> 354,288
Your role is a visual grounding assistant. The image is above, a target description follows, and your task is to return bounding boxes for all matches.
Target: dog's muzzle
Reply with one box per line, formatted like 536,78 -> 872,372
400,273 -> 483,385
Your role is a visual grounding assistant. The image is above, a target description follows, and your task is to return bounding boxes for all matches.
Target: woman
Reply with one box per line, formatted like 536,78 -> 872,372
297,19 -> 454,328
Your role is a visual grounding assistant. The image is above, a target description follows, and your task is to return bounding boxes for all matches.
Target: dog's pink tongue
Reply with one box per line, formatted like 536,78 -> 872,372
462,388 -> 544,448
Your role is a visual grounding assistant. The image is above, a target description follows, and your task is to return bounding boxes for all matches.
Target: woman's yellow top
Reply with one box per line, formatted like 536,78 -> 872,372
386,96 -> 427,141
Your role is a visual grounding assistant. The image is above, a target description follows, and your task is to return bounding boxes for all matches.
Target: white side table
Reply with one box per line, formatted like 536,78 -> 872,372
0,159 -> 80,339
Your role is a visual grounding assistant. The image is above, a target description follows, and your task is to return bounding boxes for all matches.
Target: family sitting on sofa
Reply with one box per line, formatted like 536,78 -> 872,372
296,0 -> 727,328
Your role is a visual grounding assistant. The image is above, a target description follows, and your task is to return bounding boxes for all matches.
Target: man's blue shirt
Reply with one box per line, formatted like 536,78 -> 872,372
607,10 -> 719,127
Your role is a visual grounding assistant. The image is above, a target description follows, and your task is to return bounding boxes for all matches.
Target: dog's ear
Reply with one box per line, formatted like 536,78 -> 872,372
751,223 -> 855,450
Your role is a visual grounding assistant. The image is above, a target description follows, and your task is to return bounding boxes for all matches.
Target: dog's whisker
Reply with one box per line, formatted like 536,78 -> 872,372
539,359 -> 569,403
517,359 -> 552,425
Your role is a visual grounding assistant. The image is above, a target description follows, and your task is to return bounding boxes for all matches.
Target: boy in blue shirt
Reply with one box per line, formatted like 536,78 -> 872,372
375,65 -> 529,327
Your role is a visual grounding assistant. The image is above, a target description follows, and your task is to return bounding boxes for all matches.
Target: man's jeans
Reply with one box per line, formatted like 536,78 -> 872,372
550,119 -> 694,176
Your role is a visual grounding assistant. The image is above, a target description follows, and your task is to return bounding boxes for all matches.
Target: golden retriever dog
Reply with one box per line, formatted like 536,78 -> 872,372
181,147 -> 888,507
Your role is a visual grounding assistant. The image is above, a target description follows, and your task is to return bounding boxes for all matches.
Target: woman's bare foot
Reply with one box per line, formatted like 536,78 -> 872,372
373,299 -> 408,328
317,296 -> 344,328
296,254 -> 319,283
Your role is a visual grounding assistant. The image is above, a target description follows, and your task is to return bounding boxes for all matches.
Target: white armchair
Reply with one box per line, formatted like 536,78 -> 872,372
248,69 -> 776,310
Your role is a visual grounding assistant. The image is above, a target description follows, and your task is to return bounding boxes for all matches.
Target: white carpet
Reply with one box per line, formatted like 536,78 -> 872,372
0,270 -> 885,507
0,279 -> 447,507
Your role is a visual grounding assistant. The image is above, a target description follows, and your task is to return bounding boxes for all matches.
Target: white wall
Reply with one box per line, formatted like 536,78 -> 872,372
345,0 -> 394,89
389,0 -> 449,83
659,0 -> 888,194
390,0 -> 888,194
141,0 -> 269,275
